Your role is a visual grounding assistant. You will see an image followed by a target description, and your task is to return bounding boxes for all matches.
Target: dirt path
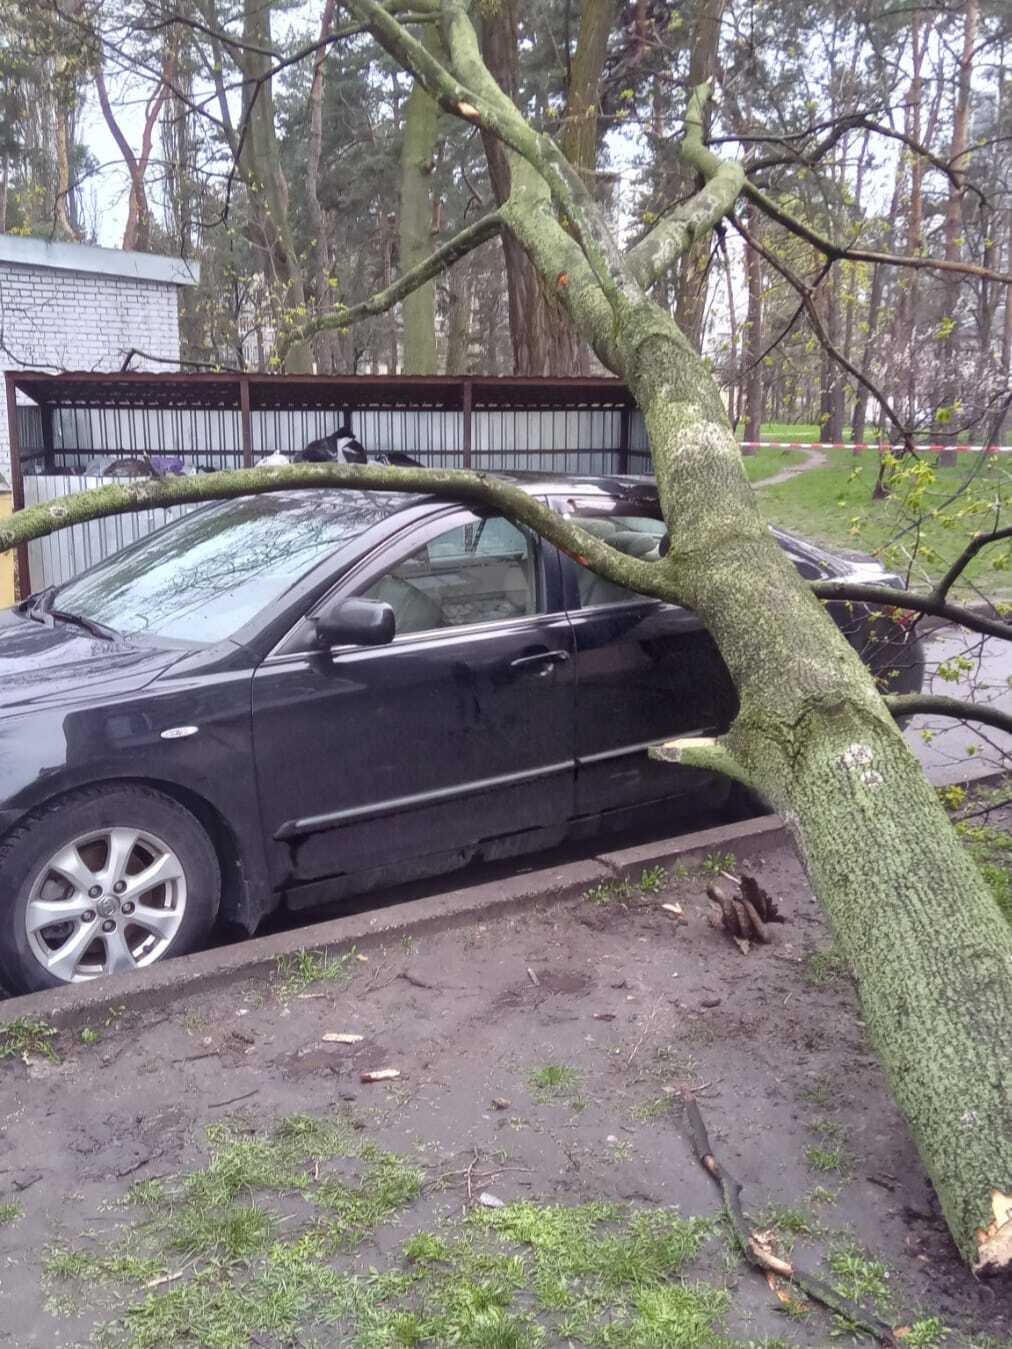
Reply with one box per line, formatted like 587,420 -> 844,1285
755,445 -> 829,487
0,832 -> 1005,1347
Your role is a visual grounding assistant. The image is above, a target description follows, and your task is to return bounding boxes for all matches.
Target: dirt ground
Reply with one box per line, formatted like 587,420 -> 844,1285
0,830 -> 1009,1348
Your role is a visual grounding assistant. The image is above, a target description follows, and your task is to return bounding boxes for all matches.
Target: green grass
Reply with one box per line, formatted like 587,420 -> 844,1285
0,1200 -> 23,1226
0,1016 -> 59,1062
30,1098 -> 946,1349
528,1063 -> 582,1100
740,444 -> 808,484
805,1144 -> 845,1175
827,1240 -> 893,1321
271,946 -> 357,1000
700,850 -> 736,876
583,878 -> 635,906
756,447 -> 1012,595
43,1110 -> 744,1349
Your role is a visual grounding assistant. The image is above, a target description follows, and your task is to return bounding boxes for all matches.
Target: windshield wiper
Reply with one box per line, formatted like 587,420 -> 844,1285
24,586 -> 118,640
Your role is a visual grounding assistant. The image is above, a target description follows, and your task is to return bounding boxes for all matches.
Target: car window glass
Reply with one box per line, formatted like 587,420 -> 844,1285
571,513 -> 666,608
55,491 -> 402,643
360,516 -> 538,635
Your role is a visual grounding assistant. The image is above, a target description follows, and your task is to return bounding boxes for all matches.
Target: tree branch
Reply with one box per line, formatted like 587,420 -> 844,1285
745,181 -> 1012,285
648,735 -> 755,789
0,465 -> 676,605
730,214 -> 909,439
933,526 -> 1012,603
273,210 -> 504,362
885,694 -> 1012,738
627,82 -> 745,289
348,0 -> 636,310
811,580 -> 1012,643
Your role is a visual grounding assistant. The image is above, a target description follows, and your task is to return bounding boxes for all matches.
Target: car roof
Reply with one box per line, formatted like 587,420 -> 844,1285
406,470 -> 658,510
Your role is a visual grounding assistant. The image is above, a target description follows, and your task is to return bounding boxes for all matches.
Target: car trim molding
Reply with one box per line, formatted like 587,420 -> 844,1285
577,731 -> 713,767
260,610 -> 573,666
275,758 -> 574,839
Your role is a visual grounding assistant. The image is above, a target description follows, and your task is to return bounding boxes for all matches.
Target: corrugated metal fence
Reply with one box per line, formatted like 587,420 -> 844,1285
19,401 -> 651,589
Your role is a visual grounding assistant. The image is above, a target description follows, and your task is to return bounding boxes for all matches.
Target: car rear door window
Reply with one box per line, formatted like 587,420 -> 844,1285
360,516 -> 539,635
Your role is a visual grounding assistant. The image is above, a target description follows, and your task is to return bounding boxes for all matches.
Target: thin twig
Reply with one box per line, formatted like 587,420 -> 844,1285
208,1089 -> 259,1109
681,1093 -> 904,1345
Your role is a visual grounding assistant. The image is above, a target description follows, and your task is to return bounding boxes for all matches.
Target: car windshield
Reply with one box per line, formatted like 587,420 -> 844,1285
53,491 -> 407,644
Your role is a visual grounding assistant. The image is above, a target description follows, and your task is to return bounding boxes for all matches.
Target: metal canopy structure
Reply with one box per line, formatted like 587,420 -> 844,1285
4,371 -> 644,598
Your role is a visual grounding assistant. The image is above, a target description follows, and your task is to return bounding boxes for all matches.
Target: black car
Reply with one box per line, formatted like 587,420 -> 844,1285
0,475 -> 923,994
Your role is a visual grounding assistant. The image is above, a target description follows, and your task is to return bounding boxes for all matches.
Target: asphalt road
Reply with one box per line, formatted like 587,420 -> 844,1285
904,622 -> 1012,784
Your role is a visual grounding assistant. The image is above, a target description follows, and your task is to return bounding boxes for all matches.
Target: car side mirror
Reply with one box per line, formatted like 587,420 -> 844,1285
312,597 -> 395,650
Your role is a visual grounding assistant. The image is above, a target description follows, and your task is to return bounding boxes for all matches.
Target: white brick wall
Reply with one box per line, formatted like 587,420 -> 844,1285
0,240 -> 198,480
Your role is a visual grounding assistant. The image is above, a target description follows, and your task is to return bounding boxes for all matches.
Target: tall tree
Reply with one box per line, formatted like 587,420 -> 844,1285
399,27 -> 442,373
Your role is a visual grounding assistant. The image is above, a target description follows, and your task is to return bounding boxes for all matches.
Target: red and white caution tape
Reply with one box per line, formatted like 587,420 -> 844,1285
740,441 -> 1010,453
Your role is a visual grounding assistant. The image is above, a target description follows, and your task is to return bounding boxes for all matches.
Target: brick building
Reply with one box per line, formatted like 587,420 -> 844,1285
0,235 -> 199,477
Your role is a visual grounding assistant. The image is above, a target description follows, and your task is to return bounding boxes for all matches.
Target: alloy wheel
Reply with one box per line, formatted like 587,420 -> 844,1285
24,827 -> 188,982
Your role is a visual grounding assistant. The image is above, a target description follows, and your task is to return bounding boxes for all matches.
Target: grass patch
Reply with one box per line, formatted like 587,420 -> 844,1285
638,865 -> 668,894
583,878 -> 635,906
827,1239 -> 893,1320
0,1200 -> 23,1225
628,1096 -> 672,1123
741,444 -> 809,483
271,947 -> 357,1000
951,808 -> 1012,930
44,1246 -> 164,1285
805,1144 -> 845,1175
0,1015 -> 59,1062
757,447 -> 1012,596
528,1063 -> 582,1100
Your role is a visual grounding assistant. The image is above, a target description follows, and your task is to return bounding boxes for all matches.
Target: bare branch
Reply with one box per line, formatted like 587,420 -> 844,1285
885,694 -> 1012,738
274,210 -> 505,362
812,580 -> 1012,643
745,181 -> 1012,286
730,215 -> 909,439
933,526 -> 1012,603
648,735 -> 754,789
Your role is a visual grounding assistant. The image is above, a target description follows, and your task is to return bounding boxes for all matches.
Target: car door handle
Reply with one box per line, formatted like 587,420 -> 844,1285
509,650 -> 570,677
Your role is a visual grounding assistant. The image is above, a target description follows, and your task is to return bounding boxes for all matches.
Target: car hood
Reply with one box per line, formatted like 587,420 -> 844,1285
0,608 -> 185,715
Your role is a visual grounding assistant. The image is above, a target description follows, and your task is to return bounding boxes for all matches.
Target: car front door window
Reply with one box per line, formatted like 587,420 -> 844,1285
360,516 -> 539,635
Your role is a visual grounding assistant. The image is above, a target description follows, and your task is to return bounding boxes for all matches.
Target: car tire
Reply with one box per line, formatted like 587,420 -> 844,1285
0,784 -> 220,995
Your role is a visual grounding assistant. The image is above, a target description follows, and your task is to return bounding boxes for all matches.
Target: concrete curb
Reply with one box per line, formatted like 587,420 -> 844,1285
0,814 -> 786,1033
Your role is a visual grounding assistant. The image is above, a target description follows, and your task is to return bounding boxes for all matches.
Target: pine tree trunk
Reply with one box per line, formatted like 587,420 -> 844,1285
742,205 -> 763,450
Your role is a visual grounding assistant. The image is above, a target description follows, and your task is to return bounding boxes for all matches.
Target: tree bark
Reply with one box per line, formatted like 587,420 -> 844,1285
479,0 -> 588,374
741,203 -> 763,449
306,0 -> 340,374
399,27 -> 442,374
238,0 -> 314,373
939,0 -> 979,423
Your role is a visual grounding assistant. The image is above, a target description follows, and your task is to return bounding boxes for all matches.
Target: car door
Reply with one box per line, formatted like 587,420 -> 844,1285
554,494 -> 737,817
251,507 -> 575,894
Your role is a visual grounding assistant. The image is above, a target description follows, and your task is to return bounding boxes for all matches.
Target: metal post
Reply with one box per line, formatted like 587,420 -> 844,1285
240,375 -> 253,467
462,377 -> 472,469
5,372 -> 30,599
618,404 -> 630,475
